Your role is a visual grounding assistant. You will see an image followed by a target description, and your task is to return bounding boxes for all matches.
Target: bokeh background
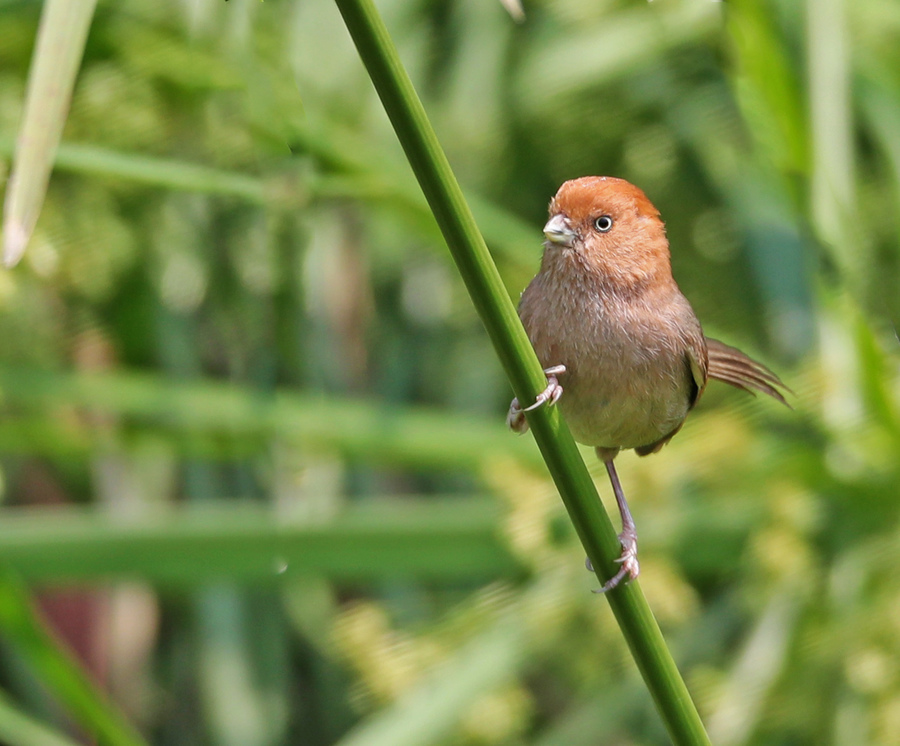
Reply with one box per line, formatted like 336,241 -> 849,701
0,0 -> 899,743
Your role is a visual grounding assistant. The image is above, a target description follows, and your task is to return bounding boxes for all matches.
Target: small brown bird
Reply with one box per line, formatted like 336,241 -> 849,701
508,176 -> 788,591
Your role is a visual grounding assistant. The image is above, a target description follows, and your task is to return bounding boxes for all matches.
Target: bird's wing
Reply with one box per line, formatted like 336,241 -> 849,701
634,331 -> 708,457
705,337 -> 790,407
685,331 -> 709,410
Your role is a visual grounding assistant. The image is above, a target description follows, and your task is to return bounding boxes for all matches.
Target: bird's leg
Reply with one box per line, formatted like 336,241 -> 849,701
506,364 -> 567,433
586,457 -> 640,593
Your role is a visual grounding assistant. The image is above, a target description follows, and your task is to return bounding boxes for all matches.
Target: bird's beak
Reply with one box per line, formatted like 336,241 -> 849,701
543,214 -> 575,247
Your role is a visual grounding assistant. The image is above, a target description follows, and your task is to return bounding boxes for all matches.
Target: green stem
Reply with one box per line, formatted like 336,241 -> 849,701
330,0 -> 712,743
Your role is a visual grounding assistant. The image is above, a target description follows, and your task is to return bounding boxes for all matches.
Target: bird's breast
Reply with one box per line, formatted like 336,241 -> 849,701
518,271 -> 697,451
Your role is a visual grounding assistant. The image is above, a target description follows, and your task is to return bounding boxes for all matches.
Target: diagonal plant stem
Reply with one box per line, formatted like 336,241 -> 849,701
0,688 -> 85,746
330,0 -> 712,743
2,0 -> 98,267
0,571 -> 148,746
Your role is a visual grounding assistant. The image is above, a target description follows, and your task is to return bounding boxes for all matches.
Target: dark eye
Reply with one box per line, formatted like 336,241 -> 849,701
593,215 -> 613,233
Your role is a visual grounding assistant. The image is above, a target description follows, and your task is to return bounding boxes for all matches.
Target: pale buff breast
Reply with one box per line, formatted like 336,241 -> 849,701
518,270 -> 700,451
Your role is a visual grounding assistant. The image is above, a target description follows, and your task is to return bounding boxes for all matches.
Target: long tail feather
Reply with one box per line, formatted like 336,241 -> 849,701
706,337 -> 791,407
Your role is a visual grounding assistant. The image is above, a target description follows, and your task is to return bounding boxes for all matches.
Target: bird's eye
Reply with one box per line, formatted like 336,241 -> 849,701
593,215 -> 613,233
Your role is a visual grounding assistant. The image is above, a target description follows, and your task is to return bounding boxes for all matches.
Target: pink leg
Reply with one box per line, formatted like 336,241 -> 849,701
587,458 -> 640,593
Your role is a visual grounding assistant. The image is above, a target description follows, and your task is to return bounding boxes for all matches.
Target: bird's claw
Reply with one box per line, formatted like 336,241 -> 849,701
520,384 -> 563,411
587,529 -> 640,593
506,365 -> 566,433
506,399 -> 529,433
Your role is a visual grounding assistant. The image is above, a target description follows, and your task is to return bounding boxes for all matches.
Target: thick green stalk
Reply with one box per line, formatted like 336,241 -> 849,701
330,0 -> 711,743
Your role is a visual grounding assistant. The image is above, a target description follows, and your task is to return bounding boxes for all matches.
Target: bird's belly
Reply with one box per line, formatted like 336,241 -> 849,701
557,364 -> 691,451
519,275 -> 699,452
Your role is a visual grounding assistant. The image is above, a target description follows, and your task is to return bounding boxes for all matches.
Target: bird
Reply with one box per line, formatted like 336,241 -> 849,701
507,176 -> 789,592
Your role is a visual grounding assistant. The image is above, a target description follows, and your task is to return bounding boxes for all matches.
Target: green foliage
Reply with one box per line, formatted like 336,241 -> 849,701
0,0 -> 898,744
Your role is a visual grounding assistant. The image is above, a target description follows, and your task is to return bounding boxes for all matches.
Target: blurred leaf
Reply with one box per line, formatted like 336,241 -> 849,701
859,77 -> 900,199
516,0 -> 720,116
707,586 -> 803,746
115,22 -> 245,91
853,312 -> 900,443
338,617 -> 526,746
195,587 -> 289,746
0,138 -> 268,202
0,367 -> 543,470
0,689 -> 82,746
2,0 -> 98,267
806,0 -> 858,284
726,0 -> 807,174
0,499 -> 519,584
0,571 -> 146,746
497,0 -> 524,24
0,135 -> 538,278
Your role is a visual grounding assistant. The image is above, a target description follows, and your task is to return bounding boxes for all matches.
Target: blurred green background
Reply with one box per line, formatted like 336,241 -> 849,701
0,0 -> 899,743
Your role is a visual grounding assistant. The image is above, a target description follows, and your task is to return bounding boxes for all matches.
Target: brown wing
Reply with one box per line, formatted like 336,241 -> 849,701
685,331 -> 709,410
636,337 -> 789,457
634,332 -> 709,456
705,337 -> 790,407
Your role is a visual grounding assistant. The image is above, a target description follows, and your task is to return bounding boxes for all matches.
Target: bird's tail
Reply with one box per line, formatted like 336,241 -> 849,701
706,337 -> 791,407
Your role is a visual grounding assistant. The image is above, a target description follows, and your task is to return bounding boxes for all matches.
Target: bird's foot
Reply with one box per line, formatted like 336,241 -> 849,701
506,365 -> 566,433
506,399 -> 529,433
586,528 -> 640,593
522,365 -> 566,411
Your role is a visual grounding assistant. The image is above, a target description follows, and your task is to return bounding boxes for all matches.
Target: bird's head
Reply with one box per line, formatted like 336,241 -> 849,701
542,176 -> 672,291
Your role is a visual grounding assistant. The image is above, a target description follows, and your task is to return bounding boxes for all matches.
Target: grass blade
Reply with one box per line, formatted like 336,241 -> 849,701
707,587 -> 802,745
0,572 -> 147,746
0,367 -> 542,470
806,0 -> 857,284
0,689 -> 82,746
338,615 -> 526,746
2,0 -> 98,267
0,499 -> 519,584
0,135 -> 537,276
